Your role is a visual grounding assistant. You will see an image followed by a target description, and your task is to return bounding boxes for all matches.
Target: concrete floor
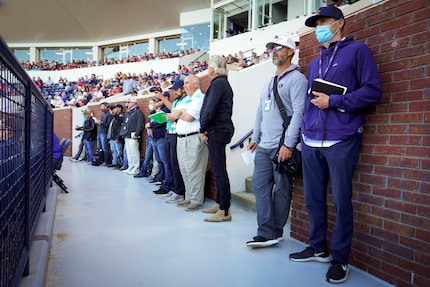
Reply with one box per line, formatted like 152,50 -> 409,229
46,158 -> 392,287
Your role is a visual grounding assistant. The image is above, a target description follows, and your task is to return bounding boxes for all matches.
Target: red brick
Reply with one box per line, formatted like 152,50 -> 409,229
345,18 -> 367,35
356,211 -> 384,227
374,145 -> 403,156
361,154 -> 388,165
357,5 -> 382,21
414,6 -> 430,22
381,261 -> 411,283
414,275 -> 430,287
382,0 -> 406,11
397,258 -> 429,283
380,38 -> 410,53
391,90 -> 424,102
410,77 -> 430,90
410,101 -> 430,113
401,213 -> 430,229
389,135 -> 422,145
426,114 -> 430,124
381,14 -> 413,31
369,246 -> 397,264
377,124 -> 408,135
410,53 -> 430,68
393,67 -> 425,81
400,236 -> 430,253
416,252 -> 430,267
411,30 -> 430,45
405,169 -> 430,181
395,20 -> 428,38
379,71 -> 393,83
359,173 -> 388,186
356,25 -> 381,41
379,56 -> 410,72
375,165 -> 404,177
388,177 -> 420,190
380,80 -> 409,93
415,228 -> 430,242
374,50 -> 394,63
403,191 -> 430,205
410,124 -> 430,134
355,231 -> 383,248
384,220 -> 415,237
394,43 -> 427,59
404,146 -> 430,158
396,0 -> 428,16
389,156 -> 420,169
371,226 -> 400,242
422,159 -> 430,170
383,240 -> 414,260
385,199 -> 417,214
417,205 -> 430,217
372,204 -> 401,220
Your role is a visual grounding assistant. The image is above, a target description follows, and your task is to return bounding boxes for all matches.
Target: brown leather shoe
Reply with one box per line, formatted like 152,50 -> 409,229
202,203 -> 219,214
204,209 -> 232,222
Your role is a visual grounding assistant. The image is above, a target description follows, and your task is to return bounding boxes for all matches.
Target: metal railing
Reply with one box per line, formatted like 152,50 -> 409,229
230,129 -> 253,150
0,36 -> 53,287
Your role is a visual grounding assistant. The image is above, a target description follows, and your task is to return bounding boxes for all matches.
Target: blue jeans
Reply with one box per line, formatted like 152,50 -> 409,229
109,139 -> 123,165
154,137 -> 171,185
97,133 -> 109,164
252,146 -> 293,240
165,133 -> 184,195
84,140 -> 95,163
302,132 -> 362,264
139,136 -> 154,173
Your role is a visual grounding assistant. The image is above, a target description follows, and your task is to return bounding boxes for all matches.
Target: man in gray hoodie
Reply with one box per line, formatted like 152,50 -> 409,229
246,37 -> 307,248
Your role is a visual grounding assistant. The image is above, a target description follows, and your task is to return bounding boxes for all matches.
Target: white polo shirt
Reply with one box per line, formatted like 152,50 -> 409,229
175,89 -> 204,135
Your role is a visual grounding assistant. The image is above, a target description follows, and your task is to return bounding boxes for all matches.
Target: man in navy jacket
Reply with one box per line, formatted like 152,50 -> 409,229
289,6 -> 382,284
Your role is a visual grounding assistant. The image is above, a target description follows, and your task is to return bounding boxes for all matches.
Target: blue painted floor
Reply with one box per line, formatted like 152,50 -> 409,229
46,158 -> 392,287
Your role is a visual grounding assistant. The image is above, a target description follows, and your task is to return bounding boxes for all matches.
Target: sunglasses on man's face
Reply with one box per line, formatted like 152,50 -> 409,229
269,45 -> 284,52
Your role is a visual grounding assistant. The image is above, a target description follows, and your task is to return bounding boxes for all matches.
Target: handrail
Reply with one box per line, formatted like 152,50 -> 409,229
230,129 -> 253,150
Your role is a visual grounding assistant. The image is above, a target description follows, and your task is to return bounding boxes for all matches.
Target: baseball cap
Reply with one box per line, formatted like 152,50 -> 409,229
126,98 -> 137,103
305,6 -> 345,28
169,80 -> 184,90
266,37 -> 296,50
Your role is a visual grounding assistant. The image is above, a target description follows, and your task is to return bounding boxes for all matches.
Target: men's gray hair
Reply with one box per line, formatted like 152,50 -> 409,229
208,55 -> 228,76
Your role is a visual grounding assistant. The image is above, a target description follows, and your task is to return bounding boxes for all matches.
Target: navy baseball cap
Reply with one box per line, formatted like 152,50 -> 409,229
169,80 -> 184,90
305,6 -> 344,28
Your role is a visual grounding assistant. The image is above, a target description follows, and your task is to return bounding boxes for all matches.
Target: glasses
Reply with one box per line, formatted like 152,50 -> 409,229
268,45 -> 284,52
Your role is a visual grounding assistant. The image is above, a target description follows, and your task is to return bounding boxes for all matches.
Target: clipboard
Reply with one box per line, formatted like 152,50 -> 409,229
148,111 -> 167,124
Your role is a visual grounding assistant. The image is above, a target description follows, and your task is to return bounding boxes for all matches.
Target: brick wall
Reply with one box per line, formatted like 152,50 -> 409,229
291,1 -> 430,286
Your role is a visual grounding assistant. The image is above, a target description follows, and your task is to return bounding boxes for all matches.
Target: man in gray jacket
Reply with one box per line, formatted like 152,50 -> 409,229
246,37 -> 307,248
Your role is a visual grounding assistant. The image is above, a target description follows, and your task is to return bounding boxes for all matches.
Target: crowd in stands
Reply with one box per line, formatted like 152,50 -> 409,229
21,48 -> 200,71
29,48 -> 269,109
32,60 -> 207,108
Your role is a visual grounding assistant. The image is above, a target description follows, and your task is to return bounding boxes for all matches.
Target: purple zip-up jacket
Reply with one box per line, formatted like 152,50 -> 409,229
302,37 -> 382,141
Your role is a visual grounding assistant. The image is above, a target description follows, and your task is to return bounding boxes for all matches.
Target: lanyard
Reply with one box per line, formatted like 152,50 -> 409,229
318,41 -> 341,79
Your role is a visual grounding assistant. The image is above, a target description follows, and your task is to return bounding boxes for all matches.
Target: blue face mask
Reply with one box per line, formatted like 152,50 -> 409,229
315,21 -> 339,43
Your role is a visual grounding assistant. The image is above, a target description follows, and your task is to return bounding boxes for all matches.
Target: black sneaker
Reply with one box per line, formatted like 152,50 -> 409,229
326,261 -> 348,284
289,246 -> 331,263
246,236 -> 279,248
153,187 -> 169,195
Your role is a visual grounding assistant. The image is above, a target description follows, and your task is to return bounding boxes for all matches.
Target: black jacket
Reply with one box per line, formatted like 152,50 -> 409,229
120,106 -> 144,138
82,118 -> 97,141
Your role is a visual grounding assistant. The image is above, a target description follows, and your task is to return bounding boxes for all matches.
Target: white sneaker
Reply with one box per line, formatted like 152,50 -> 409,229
165,193 -> 184,203
162,191 -> 175,199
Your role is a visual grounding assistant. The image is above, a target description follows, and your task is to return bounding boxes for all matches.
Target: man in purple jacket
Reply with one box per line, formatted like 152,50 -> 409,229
289,6 -> 382,284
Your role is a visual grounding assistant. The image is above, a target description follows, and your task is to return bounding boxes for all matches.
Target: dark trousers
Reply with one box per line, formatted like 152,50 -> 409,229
302,132 -> 362,264
207,129 -> 233,213
73,136 -> 86,160
165,133 -> 185,195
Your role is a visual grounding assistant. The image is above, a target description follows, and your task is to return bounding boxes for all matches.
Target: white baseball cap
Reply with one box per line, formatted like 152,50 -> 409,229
266,37 -> 296,50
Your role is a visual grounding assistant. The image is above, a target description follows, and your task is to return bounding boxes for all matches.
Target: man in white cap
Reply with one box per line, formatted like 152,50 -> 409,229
246,37 -> 307,248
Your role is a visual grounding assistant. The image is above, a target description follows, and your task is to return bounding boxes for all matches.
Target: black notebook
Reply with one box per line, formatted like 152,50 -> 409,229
309,79 -> 347,112
310,78 -> 347,97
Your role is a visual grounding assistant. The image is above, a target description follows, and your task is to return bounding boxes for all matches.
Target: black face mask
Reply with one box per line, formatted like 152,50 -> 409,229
101,108 -> 107,113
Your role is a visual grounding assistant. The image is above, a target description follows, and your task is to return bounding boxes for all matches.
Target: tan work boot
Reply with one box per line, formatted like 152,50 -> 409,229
204,209 -> 232,222
202,203 -> 219,214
